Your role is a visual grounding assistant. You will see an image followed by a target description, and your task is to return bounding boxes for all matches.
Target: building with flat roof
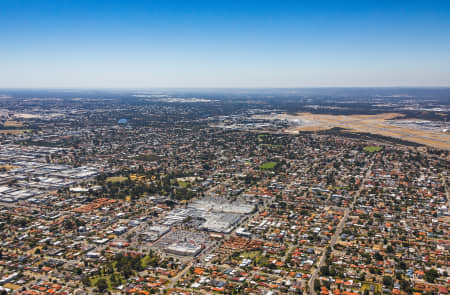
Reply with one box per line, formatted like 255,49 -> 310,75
166,242 -> 203,256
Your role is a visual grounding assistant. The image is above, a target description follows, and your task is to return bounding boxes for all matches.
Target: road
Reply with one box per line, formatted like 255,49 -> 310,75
443,174 -> 449,207
282,243 -> 295,263
308,162 -> 372,294
167,261 -> 193,289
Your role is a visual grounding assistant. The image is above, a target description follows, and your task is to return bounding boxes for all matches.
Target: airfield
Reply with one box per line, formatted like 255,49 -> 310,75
254,112 -> 450,150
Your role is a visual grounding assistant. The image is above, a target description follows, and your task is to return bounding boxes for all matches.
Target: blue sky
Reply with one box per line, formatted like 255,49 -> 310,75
1,0 -> 449,88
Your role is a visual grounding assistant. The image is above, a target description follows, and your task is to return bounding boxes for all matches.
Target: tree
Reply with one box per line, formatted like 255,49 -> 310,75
314,279 -> 321,291
360,272 -> 366,282
96,278 -> 108,292
110,273 -> 118,286
424,268 -> 439,283
374,252 -> 383,261
400,279 -> 411,291
81,276 -> 91,286
386,245 -> 394,253
382,275 -> 393,287
320,265 -> 330,276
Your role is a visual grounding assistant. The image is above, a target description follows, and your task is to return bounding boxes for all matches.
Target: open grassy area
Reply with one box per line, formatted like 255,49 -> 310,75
240,250 -> 261,259
141,254 -> 159,268
259,161 -> 278,170
90,273 -> 124,291
363,146 -> 383,152
177,181 -> 190,188
258,134 -> 268,140
375,284 -> 382,293
254,255 -> 271,267
106,176 -> 128,183
260,144 -> 283,148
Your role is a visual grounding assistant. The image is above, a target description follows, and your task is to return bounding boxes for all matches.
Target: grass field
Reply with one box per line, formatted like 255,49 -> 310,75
177,181 -> 190,188
363,146 -> 383,152
106,176 -> 128,183
89,253 -> 158,290
141,254 -> 159,268
240,250 -> 261,259
259,161 -> 278,170
90,273 -> 124,291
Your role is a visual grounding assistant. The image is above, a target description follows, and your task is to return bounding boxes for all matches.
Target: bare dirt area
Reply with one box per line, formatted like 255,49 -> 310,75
0,129 -> 30,134
12,113 -> 42,119
3,121 -> 24,127
256,112 -> 450,150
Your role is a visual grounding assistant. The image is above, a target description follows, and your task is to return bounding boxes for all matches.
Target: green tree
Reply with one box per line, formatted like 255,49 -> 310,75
314,279 -> 321,291
424,268 -> 439,283
382,275 -> 393,287
96,278 -> 108,292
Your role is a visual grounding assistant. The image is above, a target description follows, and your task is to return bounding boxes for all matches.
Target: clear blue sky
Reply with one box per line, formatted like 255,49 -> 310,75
1,0 -> 449,88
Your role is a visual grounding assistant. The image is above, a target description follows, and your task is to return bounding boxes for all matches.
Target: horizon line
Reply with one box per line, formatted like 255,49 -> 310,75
1,86 -> 450,90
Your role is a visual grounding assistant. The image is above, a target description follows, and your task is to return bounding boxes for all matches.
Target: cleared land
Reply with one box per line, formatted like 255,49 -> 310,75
0,165 -> 19,171
12,113 -> 41,119
3,121 -> 23,127
106,176 -> 128,183
255,113 -> 450,150
0,129 -> 30,134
